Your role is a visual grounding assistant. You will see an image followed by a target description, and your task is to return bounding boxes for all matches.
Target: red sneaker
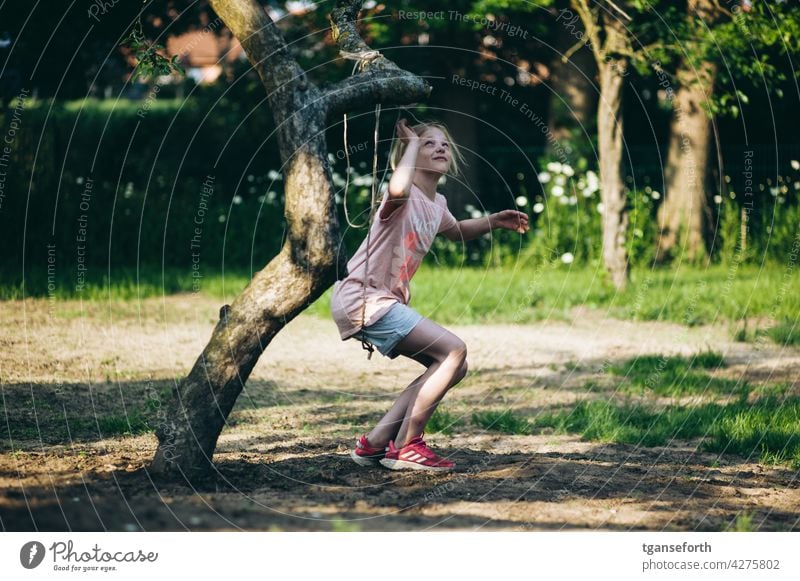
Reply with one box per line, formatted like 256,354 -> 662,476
349,435 -> 386,466
379,434 -> 454,472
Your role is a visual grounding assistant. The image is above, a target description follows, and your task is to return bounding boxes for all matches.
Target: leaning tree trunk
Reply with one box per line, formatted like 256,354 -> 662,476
150,0 -> 430,482
597,57 -> 629,290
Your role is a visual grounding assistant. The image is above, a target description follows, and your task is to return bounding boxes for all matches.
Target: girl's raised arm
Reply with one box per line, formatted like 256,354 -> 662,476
387,118 -> 419,200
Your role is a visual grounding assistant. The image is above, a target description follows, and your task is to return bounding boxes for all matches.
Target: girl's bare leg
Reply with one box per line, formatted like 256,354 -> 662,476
381,317 -> 468,447
366,355 -> 439,448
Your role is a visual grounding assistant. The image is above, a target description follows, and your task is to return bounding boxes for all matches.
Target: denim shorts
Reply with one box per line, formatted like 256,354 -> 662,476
352,302 -> 423,359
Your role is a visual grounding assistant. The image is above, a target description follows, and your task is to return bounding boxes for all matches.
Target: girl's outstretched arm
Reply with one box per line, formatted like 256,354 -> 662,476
442,209 -> 530,242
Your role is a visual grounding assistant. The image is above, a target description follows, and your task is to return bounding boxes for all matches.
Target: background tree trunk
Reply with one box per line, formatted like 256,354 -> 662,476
571,0 -> 631,289
150,0 -> 430,482
656,64 -> 717,262
597,58 -> 629,290
655,0 -> 721,263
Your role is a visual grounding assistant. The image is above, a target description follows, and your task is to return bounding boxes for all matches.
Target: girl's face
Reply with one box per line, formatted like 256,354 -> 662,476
415,127 -> 451,176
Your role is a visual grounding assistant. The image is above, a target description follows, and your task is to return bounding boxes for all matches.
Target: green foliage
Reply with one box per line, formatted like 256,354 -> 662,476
121,17 -> 185,83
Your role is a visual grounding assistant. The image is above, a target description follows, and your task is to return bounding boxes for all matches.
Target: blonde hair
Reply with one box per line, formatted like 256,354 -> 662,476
389,120 -> 467,179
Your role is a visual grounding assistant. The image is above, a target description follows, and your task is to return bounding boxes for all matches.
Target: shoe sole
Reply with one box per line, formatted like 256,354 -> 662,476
350,450 -> 383,467
379,458 -> 454,472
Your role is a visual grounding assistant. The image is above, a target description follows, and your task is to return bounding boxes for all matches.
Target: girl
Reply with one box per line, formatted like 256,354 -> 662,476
330,118 -> 529,472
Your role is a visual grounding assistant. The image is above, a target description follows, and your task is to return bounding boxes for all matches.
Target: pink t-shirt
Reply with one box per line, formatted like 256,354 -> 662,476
330,183 -> 458,340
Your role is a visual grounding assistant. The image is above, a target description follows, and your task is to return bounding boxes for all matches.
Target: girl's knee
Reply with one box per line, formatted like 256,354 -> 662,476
458,357 -> 468,381
446,344 -> 468,386
448,340 -> 467,365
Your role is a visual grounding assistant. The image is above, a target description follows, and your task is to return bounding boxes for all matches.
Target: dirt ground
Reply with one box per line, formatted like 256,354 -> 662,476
1,295 -> 798,531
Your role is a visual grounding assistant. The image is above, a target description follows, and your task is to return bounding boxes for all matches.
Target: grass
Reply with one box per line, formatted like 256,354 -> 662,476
727,512 -> 757,532
3,408 -> 155,446
765,320 -> 800,346
607,351 -> 749,397
532,394 -> 800,468
426,408 -> 461,435
0,265 -> 252,301
6,264 -> 800,334
472,410 -> 531,435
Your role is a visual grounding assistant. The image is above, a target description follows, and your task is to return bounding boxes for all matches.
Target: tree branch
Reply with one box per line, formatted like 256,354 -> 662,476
209,0 -> 310,96
323,0 -> 431,120
572,0 -> 604,64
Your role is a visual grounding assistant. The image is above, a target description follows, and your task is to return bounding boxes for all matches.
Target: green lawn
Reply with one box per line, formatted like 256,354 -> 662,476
4,262 -> 799,338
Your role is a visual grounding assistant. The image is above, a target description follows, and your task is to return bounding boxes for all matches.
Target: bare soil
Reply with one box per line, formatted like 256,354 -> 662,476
1,295 -> 798,531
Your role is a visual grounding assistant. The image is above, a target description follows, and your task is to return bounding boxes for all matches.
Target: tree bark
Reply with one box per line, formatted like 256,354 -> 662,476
596,18 -> 630,290
150,0 -> 430,482
655,64 -> 716,262
570,0 -> 630,289
655,0 -> 720,263
597,60 -> 629,289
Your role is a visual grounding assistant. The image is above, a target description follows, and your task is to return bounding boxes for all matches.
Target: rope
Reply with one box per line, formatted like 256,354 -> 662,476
338,49 -> 385,360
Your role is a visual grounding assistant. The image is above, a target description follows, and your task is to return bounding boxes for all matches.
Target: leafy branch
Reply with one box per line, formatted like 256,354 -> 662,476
121,15 -> 185,83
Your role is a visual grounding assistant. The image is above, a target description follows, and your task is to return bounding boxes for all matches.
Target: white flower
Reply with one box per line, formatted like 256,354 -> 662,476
218,215 -> 226,222
561,252 -> 574,264
791,160 -> 800,170
568,195 -> 577,205
268,170 -> 282,180
585,171 -> 599,193
562,164 -> 575,177
794,182 -> 800,190
714,195 -> 722,204
258,195 -> 266,203
581,188 -> 594,198
465,204 -> 476,213
353,175 -> 373,186
555,175 -> 567,186
597,202 -> 604,214
558,195 -> 569,205
247,174 -> 255,182
515,195 -> 528,207
232,195 -> 243,205
537,171 -> 551,184
551,185 -> 565,197
533,202 -> 544,213
471,209 -> 483,219
770,187 -> 779,196
267,191 -> 277,202
546,162 -> 562,173
76,176 -> 84,185
651,191 -> 661,200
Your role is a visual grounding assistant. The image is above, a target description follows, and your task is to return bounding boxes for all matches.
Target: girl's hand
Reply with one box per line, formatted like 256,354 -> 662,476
491,210 -> 530,234
395,118 -> 419,145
